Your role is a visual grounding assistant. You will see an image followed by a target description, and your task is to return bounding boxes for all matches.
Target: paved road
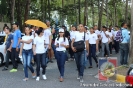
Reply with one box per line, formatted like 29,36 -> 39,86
0,51 -> 128,88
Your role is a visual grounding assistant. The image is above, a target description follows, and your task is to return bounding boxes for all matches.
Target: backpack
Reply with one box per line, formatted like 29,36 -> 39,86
115,29 -> 123,43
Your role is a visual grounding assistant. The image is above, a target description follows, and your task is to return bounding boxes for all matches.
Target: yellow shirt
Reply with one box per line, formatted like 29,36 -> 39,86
4,35 -> 8,42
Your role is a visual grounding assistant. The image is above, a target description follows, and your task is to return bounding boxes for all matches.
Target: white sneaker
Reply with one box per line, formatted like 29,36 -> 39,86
36,77 -> 40,81
42,75 -> 47,80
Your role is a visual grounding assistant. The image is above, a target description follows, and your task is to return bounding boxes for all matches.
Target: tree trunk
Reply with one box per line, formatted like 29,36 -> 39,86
45,0 -> 47,20
91,0 -> 94,26
98,0 -> 104,30
106,0 -> 108,27
78,0 -> 81,24
129,0 -> 133,64
24,0 -> 31,22
7,0 -> 15,27
48,0 -> 50,20
16,0 -> 23,31
125,0 -> 128,23
84,0 -> 88,26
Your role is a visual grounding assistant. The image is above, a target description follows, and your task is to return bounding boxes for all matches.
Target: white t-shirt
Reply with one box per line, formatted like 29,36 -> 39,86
72,31 -> 88,42
100,31 -> 109,43
108,32 -> 113,42
34,36 -> 45,54
88,33 -> 98,44
22,35 -> 33,50
44,29 -> 51,44
55,37 -> 69,51
70,31 -> 75,40
95,30 -> 100,36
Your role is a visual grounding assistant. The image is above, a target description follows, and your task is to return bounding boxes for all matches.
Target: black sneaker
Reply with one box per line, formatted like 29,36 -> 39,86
50,60 -> 54,63
2,67 -> 8,71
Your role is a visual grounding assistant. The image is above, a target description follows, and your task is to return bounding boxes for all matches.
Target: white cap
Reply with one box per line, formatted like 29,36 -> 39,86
59,28 -> 64,32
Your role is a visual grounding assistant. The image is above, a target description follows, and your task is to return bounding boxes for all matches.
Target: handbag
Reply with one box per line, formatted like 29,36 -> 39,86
73,32 -> 85,52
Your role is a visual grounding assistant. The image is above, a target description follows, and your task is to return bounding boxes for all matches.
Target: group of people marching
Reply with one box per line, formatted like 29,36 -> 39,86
1,21 -> 130,83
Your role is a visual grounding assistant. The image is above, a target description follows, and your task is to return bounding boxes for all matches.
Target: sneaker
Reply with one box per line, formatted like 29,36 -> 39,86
2,67 -> 8,71
77,76 -> 80,80
50,60 -> 53,63
36,77 -> 40,81
23,78 -> 28,81
42,75 -> 47,80
32,73 -> 36,79
80,76 -> 84,82
10,69 -> 17,72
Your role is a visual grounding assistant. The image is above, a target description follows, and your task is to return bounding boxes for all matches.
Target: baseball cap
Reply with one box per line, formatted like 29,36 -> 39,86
59,28 -> 64,32
12,22 -> 19,26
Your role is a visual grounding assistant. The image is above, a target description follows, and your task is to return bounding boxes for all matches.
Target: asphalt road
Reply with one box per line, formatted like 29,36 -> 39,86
0,51 -> 129,88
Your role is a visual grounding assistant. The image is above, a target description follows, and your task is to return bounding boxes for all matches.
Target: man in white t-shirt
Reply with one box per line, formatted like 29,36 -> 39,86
44,21 -> 53,63
88,27 -> 98,68
100,26 -> 110,57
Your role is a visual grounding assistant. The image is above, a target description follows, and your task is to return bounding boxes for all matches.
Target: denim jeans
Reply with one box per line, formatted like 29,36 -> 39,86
56,51 -> 66,77
74,50 -> 85,76
5,50 -> 11,68
101,43 -> 110,57
84,50 -> 88,67
88,44 -> 98,66
119,43 -> 129,65
11,48 -> 20,69
22,49 -> 34,78
51,43 -> 57,59
36,53 -> 47,76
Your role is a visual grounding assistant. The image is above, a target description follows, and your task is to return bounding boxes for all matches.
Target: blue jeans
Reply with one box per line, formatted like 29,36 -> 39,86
101,43 -> 110,57
52,43 -> 57,59
84,50 -> 88,67
74,50 -> 85,76
22,49 -> 34,78
56,51 -> 66,77
36,53 -> 47,76
88,44 -> 98,66
119,43 -> 129,65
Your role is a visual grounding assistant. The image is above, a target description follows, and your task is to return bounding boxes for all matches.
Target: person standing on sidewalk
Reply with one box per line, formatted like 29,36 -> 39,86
33,27 -> 47,81
88,27 -> 98,68
107,28 -> 113,55
19,27 -> 36,81
100,26 -> 110,57
119,22 -> 130,65
71,24 -> 89,83
55,28 -> 69,82
2,27 -> 13,71
114,26 -> 120,54
10,22 -> 21,72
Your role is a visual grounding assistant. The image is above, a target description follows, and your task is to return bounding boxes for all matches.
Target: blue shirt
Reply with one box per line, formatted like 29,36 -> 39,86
121,28 -> 130,43
5,34 -> 13,49
12,29 -> 21,48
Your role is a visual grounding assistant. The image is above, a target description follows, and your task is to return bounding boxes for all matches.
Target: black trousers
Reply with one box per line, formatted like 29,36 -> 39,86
5,50 -> 11,68
109,42 -> 112,54
11,48 -> 20,69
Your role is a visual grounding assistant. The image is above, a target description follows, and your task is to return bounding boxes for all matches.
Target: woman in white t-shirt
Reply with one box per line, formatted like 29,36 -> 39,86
71,24 -> 89,83
33,27 -> 47,81
54,28 -> 69,82
19,27 -> 36,81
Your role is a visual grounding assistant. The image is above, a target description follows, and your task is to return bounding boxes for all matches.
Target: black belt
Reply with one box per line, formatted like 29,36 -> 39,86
23,49 -> 32,51
89,44 -> 96,45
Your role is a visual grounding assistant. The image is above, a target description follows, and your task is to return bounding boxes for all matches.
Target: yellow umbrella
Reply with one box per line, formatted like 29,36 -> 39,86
25,20 -> 48,29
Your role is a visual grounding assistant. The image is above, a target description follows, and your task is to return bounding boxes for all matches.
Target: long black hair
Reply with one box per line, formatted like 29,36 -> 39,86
57,29 -> 66,42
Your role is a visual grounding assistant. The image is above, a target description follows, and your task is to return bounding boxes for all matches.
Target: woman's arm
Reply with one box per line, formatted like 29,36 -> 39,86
19,43 -> 24,56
